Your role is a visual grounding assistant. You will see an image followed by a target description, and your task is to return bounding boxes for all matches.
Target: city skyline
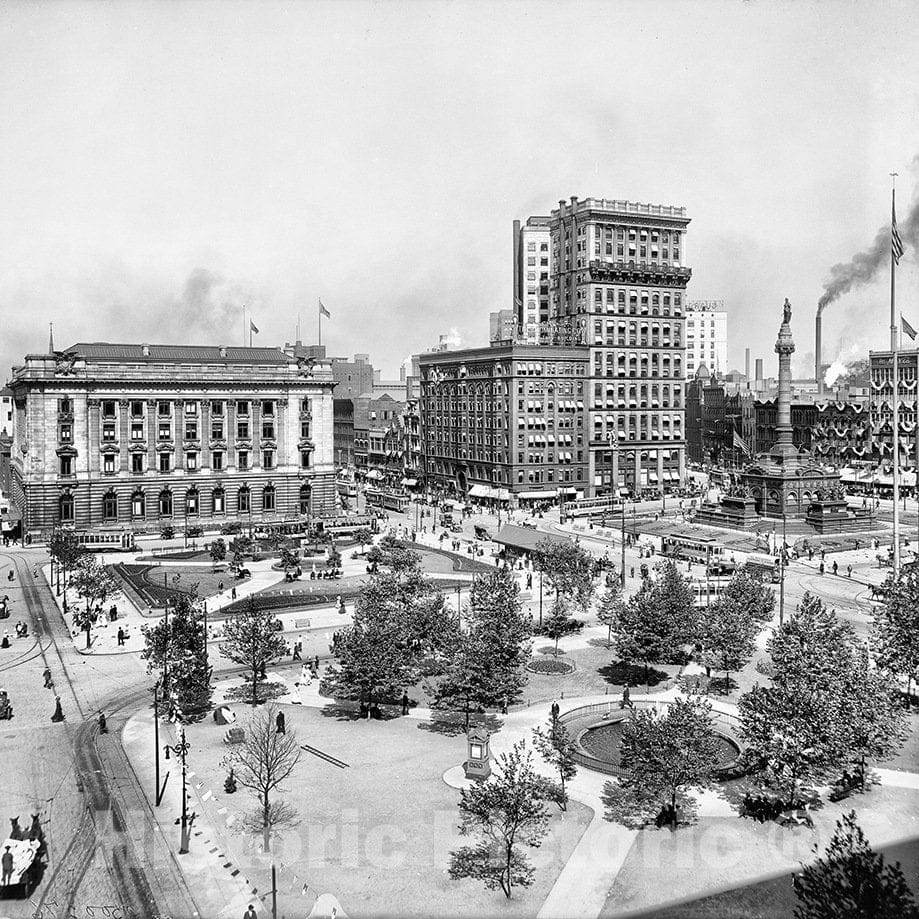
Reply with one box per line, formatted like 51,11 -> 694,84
2,2 -> 918,379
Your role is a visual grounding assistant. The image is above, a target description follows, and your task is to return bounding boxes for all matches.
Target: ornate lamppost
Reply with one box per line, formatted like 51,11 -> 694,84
163,724 -> 192,854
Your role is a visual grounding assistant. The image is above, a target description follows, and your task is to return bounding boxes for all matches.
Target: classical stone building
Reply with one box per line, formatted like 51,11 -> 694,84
7,343 -> 336,540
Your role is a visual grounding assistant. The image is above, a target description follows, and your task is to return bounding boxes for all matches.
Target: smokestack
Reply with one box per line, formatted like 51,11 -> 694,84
745,347 -> 751,381
815,308 -> 823,389
755,358 -> 763,382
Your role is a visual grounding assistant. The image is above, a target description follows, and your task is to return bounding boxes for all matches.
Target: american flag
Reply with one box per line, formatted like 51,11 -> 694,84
893,201 -> 905,265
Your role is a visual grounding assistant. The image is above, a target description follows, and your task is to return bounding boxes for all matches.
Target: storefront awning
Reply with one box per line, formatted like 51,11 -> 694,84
517,490 -> 557,500
401,478 -> 418,487
366,469 -> 384,480
469,484 -> 511,501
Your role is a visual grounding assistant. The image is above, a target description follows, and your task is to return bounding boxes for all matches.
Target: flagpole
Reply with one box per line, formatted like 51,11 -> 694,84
891,173 -> 900,575
318,300 -> 322,348
242,304 -> 246,347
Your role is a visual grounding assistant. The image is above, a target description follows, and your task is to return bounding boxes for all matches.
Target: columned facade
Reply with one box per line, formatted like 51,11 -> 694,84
8,344 -> 337,541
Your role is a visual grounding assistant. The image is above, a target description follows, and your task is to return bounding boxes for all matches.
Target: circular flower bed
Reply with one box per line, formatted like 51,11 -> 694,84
526,657 -> 575,675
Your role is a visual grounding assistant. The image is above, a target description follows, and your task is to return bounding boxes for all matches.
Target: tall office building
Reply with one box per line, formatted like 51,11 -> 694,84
685,300 -> 728,377
513,217 -> 552,341
547,196 -> 692,495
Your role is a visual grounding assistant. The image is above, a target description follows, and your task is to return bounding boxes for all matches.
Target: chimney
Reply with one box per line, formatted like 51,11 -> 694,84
755,358 -> 763,382
513,219 -> 521,319
219,346 -> 227,358
745,347 -> 751,380
141,343 -> 150,357
815,309 -> 823,389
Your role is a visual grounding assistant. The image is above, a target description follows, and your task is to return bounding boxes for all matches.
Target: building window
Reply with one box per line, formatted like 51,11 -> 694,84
131,491 -> 145,518
58,397 -> 73,414
131,422 -> 144,441
185,401 -> 197,416
59,424 -> 72,443
103,454 -> 116,474
131,400 -> 144,417
238,450 -> 249,471
102,400 -> 116,418
238,486 -> 250,513
300,420 -> 311,439
300,450 -> 311,469
236,400 -> 249,416
59,494 -> 74,523
158,490 -> 173,517
262,450 -> 274,470
159,453 -> 171,473
237,420 -> 250,439
131,453 -> 144,474
185,421 -> 198,440
102,424 -> 117,442
186,489 -> 199,515
212,451 -> 223,471
103,491 -> 117,520
59,455 -> 73,476
262,420 -> 275,439
211,420 -> 224,439
262,484 -> 275,511
186,452 -> 198,471
299,483 -> 311,515
158,422 -> 171,440
213,487 -> 225,514
158,401 -> 171,416
262,401 -> 274,417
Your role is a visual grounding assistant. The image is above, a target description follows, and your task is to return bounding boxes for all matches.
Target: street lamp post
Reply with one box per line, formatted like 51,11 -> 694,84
779,511 -> 788,626
607,432 -> 627,589
163,725 -> 191,854
154,680 -> 163,806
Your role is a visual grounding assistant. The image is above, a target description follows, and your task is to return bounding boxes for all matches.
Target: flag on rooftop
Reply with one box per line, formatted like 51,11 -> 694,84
319,299 -> 331,318
893,201 -> 905,265
902,314 -> 917,341
249,320 -> 259,334
733,428 -> 752,457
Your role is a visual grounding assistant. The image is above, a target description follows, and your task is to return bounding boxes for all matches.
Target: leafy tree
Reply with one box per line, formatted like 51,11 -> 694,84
366,536 -> 419,572
141,592 -> 212,721
70,555 -> 121,649
353,527 -> 374,555
449,741 -> 554,899
697,584 -> 760,692
596,584 -> 622,649
724,568 -> 776,623
794,811 -> 919,919
326,545 -> 342,569
218,599 -> 288,704
651,560 -> 698,651
872,567 -> 919,699
222,704 -> 301,853
433,568 -> 532,723
601,697 -> 720,829
532,716 -> 578,810
535,538 -> 596,612
542,595 -> 578,658
739,593 -> 905,807
209,538 -> 227,569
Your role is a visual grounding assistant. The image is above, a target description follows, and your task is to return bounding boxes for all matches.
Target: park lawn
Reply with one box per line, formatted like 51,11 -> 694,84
142,564 -> 241,598
184,704 -> 592,919
599,786 -> 919,919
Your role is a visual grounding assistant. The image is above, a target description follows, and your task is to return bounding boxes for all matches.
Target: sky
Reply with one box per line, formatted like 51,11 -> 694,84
2,0 -> 919,381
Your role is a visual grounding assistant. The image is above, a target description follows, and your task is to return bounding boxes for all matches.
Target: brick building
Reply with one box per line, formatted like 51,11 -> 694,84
7,343 -> 336,540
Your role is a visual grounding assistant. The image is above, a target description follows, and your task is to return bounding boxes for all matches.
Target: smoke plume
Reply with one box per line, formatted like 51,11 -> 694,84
817,175 -> 919,314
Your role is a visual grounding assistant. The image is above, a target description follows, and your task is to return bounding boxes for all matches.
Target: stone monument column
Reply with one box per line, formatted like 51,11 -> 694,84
772,298 -> 797,464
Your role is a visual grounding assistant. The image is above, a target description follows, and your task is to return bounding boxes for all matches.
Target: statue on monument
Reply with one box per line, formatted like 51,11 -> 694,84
783,298 -> 792,326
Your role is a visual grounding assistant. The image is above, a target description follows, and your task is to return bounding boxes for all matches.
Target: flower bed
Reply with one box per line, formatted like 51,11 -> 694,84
526,657 -> 575,675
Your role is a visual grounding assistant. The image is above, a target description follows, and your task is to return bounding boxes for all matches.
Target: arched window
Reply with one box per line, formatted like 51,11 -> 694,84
159,490 -> 173,518
103,491 -> 118,520
59,493 -> 74,523
131,490 -> 145,518
186,488 -> 199,516
299,483 -> 311,516
238,486 -> 250,513
213,487 -> 225,514
263,484 -> 275,512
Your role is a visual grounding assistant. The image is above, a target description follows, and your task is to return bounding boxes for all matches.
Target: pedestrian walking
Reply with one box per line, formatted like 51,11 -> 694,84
242,905 -> 257,919
847,565 -> 852,578
292,641 -> 301,661
313,655 -> 320,671
276,711 -> 286,734
117,627 -> 126,647
300,663 -> 311,686
819,562 -> 825,576
231,587 -> 237,600
832,561 -> 838,576
620,684 -> 633,709
1,632 -> 9,649
43,667 -> 53,689
550,700 -> 560,721
98,712 -> 108,734
51,696 -> 65,723
401,691 -> 409,715
501,696 -> 508,715
2,845 -> 13,885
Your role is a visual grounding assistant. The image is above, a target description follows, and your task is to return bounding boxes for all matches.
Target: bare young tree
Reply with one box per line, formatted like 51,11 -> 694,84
223,704 -> 302,853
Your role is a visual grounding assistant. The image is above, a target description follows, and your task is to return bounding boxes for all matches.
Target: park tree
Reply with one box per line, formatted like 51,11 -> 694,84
449,741 -> 555,899
651,560 -> 698,651
433,568 -> 532,723
222,704 -> 302,854
219,599 -> 288,704
541,595 -> 578,658
70,555 -> 121,649
601,697 -> 720,829
697,586 -> 760,693
353,527 -> 374,555
739,593 -> 905,807
209,538 -> 227,569
872,567 -> 919,699
535,538 -> 596,612
794,811 -> 919,919
721,567 -> 776,623
141,592 -> 212,721
532,715 -> 578,811
596,583 -> 623,649
49,530 -> 84,597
